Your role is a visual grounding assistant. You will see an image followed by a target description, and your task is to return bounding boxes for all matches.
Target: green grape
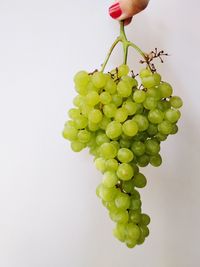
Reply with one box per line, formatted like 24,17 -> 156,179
139,68 -> 152,78
94,157 -> 106,172
170,124 -> 178,135
112,94 -> 123,107
170,96 -> 183,108
150,154 -> 162,167
115,107 -> 128,122
105,159 -> 119,171
129,210 -> 142,224
129,198 -> 142,210
136,103 -> 144,114
110,209 -> 129,224
143,96 -> 157,110
147,123 -> 158,136
145,139 -> 160,155
92,71 -> 107,88
99,185 -> 117,202
137,154 -> 150,167
99,116 -> 111,130
103,103 -> 117,118
147,87 -> 162,100
74,71 -> 90,90
104,79 -> 117,94
159,82 -> 173,98
113,223 -> 127,242
133,115 -> 149,132
122,180 -> 135,193
165,109 -> 181,123
96,133 -> 110,146
88,121 -> 99,132
141,214 -> 151,225
86,91 -> 100,106
86,81 -> 99,93
118,64 -> 130,77
131,141 -> 146,156
71,141 -> 86,152
88,109 -> 103,124
117,148 -> 134,163
115,193 -> 130,210
117,80 -> 132,97
157,99 -> 171,111
140,225 -> 149,237
77,130 -> 91,143
148,109 -> 164,124
153,73 -> 162,85
121,75 -> 138,87
100,91 -> 112,104
123,101 -> 137,115
74,115 -> 88,129
110,140 -> 120,151
126,223 -> 141,240
64,61 -> 183,249
102,171 -> 118,188
63,125 -> 78,141
131,189 -> 141,200
100,142 -> 118,159
117,163 -> 134,181
106,121 -> 122,139
133,90 -> 146,103
122,120 -> 139,137
142,76 -> 156,88
68,108 -> 80,119
119,139 -> 131,149
158,120 -> 173,135
73,95 -> 85,108
133,173 -> 147,188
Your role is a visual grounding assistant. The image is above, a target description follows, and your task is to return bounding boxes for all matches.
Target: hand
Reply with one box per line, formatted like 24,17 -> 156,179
109,0 -> 149,25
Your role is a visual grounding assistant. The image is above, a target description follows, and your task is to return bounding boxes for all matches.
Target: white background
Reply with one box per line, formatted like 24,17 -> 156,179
0,0 -> 200,266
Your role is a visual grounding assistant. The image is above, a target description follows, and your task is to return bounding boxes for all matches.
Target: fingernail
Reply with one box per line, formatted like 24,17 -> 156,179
109,2 -> 122,19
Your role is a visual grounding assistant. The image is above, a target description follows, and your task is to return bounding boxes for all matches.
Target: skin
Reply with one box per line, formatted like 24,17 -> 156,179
109,0 -> 149,25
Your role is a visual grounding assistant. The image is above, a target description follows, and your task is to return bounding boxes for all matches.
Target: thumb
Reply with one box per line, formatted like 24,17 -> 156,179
109,0 -> 149,23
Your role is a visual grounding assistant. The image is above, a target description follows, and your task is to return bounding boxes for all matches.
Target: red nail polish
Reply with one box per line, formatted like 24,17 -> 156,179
109,2 -> 122,19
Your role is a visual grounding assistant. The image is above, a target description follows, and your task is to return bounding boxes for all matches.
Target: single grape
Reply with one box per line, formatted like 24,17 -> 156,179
71,141 -> 86,152
117,148 -> 134,163
100,91 -> 112,104
122,120 -> 139,137
148,109 -> 164,124
158,120 -> 173,135
86,91 -> 100,106
165,109 -> 181,123
117,80 -> 132,97
117,163 -> 134,181
88,109 -> 103,124
102,171 -> 118,188
115,192 -> 131,210
133,115 -> 149,132
77,130 -> 91,143
112,94 -> 123,107
118,64 -> 130,77
106,121 -> 122,139
94,157 -> 106,172
115,107 -> 128,123
131,141 -> 146,156
150,154 -> 162,167
100,142 -> 117,159
133,90 -> 146,103
123,101 -> 137,115
133,173 -> 147,188
170,96 -> 183,109
105,159 -> 119,171
92,71 -> 107,88
159,82 -> 173,98
103,103 -> 117,118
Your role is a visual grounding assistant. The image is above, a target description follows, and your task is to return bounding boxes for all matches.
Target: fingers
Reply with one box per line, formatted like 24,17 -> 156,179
109,0 -> 149,25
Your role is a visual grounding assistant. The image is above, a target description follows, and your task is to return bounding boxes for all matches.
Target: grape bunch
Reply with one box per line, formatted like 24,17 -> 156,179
63,64 -> 183,248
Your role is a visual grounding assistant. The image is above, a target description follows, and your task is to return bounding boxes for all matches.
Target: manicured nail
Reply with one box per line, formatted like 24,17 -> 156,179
109,2 -> 122,19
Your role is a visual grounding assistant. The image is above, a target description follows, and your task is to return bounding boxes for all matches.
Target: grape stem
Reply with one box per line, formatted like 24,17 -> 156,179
101,21 -> 147,72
